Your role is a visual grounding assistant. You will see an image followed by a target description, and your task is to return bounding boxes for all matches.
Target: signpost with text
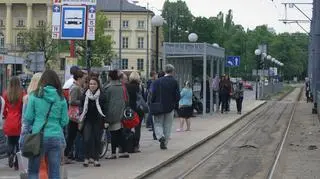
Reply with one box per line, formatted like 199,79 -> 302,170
51,0 -> 96,74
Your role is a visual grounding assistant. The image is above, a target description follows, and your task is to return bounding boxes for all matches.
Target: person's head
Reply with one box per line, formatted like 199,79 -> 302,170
119,72 -> 128,83
108,70 -> 120,81
7,76 -> 22,104
158,71 -> 165,78
70,66 -> 80,76
35,70 -> 63,97
89,77 -> 101,92
164,64 -> 175,75
150,71 -> 157,80
221,75 -> 225,80
27,73 -> 42,94
73,70 -> 85,86
184,81 -> 191,88
129,71 -> 141,83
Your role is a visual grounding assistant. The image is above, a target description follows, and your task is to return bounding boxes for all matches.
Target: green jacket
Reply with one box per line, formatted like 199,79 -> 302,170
103,80 -> 126,131
24,86 -> 69,138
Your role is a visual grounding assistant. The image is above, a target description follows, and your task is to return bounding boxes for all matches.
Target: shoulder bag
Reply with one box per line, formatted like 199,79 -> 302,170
121,84 -> 140,129
149,79 -> 163,115
22,103 -> 53,158
136,91 -> 149,113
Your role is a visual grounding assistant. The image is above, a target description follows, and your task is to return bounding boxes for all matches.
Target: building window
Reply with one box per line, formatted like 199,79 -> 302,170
137,37 -> 144,49
121,59 -> 128,69
16,33 -> 24,46
0,33 -> 4,47
38,20 -> 45,27
105,20 -> 112,28
137,59 -> 144,71
122,37 -> 128,48
0,20 -> 4,27
17,19 -> 24,27
137,20 -> 144,29
122,20 -> 129,28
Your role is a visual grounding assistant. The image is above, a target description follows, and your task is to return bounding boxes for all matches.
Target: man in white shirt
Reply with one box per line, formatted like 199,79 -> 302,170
63,66 -> 80,90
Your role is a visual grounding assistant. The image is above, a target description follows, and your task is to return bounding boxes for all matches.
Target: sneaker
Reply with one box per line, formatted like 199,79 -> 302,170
119,153 -> 130,158
176,128 -> 183,132
8,154 -> 14,168
106,154 -> 117,159
159,137 -> 167,150
94,161 -> 101,167
83,159 -> 89,167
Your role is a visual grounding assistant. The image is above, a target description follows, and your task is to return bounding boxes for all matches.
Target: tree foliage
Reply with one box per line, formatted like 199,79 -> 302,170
76,11 -> 114,67
161,2 -> 309,80
22,26 -> 68,65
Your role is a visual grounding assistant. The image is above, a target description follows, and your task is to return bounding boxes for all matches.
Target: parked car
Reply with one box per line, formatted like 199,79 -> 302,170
243,81 -> 253,90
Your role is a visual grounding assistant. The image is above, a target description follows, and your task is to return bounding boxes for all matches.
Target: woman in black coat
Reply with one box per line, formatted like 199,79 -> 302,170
79,77 -> 106,167
126,71 -> 145,153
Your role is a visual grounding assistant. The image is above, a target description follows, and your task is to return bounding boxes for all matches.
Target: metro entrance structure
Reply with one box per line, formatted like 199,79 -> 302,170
162,42 -> 226,115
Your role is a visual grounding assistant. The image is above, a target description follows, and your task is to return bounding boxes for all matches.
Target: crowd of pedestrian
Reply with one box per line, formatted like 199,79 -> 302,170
0,63 -> 245,178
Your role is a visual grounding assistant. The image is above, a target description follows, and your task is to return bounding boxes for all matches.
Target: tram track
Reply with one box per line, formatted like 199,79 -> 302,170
141,87 -> 302,179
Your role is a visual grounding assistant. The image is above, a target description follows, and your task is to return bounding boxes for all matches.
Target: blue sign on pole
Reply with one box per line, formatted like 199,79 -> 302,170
226,56 -> 241,67
61,5 -> 86,40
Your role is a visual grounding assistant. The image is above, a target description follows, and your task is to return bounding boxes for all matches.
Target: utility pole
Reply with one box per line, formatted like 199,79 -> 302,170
146,2 -> 150,80
119,0 -> 123,69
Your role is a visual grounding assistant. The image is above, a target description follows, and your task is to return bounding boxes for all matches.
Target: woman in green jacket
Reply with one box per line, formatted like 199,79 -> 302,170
24,70 -> 69,179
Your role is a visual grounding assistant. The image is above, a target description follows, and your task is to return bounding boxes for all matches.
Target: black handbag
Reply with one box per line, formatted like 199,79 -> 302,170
150,79 -> 163,115
22,103 -> 53,158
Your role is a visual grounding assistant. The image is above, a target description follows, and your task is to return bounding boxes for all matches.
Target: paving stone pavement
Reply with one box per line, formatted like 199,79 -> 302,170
0,98 -> 264,179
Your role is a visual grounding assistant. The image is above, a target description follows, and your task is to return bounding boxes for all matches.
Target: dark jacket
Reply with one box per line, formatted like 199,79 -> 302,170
126,81 -> 144,117
151,76 -> 180,114
80,89 -> 106,124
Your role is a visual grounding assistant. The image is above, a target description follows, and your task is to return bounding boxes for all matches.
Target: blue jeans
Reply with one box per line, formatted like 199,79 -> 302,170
28,137 -> 62,179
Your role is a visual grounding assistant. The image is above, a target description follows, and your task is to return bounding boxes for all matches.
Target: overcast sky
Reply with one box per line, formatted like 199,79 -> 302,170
134,0 -> 313,34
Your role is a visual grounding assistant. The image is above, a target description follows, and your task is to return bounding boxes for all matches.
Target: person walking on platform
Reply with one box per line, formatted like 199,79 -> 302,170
219,75 -> 231,114
24,70 -> 69,178
234,81 -> 244,114
177,81 -> 193,132
3,76 -> 25,170
79,77 -> 106,167
150,64 -> 180,150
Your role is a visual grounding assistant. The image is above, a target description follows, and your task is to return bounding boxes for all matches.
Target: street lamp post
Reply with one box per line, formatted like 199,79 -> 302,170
151,15 -> 164,72
255,49 -> 262,100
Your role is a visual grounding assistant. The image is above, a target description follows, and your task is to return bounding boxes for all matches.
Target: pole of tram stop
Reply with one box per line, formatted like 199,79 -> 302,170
86,40 -> 92,73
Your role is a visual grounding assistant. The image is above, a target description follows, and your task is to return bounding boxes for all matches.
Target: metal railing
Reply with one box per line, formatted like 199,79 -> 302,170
261,82 -> 284,99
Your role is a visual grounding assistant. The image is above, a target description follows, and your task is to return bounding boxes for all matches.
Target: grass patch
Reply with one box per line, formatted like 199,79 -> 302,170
270,85 -> 295,100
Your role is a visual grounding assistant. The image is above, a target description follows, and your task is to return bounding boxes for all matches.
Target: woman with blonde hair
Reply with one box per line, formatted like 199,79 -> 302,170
126,71 -> 146,152
3,76 -> 25,169
19,73 -> 42,149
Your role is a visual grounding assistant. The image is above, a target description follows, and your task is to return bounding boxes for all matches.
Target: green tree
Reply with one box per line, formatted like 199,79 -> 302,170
160,1 -> 309,80
76,11 -> 114,67
22,26 -> 69,66
162,0 -> 193,42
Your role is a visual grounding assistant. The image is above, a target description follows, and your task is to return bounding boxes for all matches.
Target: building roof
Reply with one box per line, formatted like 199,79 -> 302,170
97,0 -> 153,13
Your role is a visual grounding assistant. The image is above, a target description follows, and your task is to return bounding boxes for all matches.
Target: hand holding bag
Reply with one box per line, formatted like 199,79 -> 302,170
68,105 -> 80,123
22,103 -> 53,158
